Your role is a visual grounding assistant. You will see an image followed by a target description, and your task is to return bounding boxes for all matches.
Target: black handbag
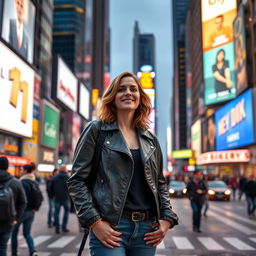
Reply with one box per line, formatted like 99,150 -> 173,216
78,123 -> 108,256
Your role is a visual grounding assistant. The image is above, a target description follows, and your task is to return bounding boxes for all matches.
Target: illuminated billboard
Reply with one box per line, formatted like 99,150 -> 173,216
55,56 -> 78,112
191,119 -> 202,158
202,115 -> 216,152
1,0 -> 36,64
233,6 -> 247,96
79,83 -> 90,120
201,0 -> 237,105
0,41 -> 34,137
215,89 -> 254,150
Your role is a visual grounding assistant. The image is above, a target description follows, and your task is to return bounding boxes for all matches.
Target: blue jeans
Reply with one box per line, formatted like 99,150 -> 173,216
0,224 -> 13,256
11,210 -> 36,256
246,196 -> 256,215
89,217 -> 157,256
47,197 -> 54,225
54,199 -> 70,232
190,200 -> 203,230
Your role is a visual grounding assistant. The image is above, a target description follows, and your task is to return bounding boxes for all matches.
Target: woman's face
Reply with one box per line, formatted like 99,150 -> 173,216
217,51 -> 224,62
114,76 -> 140,112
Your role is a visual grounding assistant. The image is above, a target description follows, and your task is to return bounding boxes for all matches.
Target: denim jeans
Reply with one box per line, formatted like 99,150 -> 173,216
47,197 -> 54,225
0,224 -> 13,256
190,200 -> 203,230
89,217 -> 157,256
54,199 -> 70,232
11,210 -> 36,256
246,196 -> 256,215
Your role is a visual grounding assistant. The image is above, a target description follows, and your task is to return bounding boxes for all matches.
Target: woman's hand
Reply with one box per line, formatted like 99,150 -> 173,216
144,220 -> 172,246
91,220 -> 122,248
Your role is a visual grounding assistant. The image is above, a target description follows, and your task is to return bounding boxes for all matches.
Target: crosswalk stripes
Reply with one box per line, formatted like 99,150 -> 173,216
20,235 -> 52,247
197,237 -> 224,250
172,236 -> 194,249
76,237 -> 89,249
249,237 -> 256,243
48,236 -> 76,248
224,237 -> 255,250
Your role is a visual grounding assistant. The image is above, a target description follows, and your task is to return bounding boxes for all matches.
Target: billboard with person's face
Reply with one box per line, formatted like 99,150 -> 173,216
1,0 -> 35,64
202,115 -> 216,152
201,0 -> 237,105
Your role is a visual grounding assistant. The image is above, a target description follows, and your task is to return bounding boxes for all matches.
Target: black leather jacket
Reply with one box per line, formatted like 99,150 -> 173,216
67,121 -> 178,228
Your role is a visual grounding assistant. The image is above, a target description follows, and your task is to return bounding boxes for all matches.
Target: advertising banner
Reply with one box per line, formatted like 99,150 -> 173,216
215,89 -> 254,150
1,0 -> 35,63
0,134 -> 19,156
202,115 -> 216,152
191,119 -> 202,158
201,0 -> 237,105
56,57 -> 78,112
0,41 -> 34,137
233,6 -> 247,96
72,113 -> 81,153
40,100 -> 60,149
79,83 -> 90,120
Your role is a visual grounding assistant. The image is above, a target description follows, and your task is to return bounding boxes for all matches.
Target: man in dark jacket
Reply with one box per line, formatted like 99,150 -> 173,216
186,170 -> 207,232
244,175 -> 256,219
0,156 -> 27,256
50,164 -> 70,234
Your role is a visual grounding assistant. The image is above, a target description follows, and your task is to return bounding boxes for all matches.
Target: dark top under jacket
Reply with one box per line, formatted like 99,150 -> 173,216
124,149 -> 156,212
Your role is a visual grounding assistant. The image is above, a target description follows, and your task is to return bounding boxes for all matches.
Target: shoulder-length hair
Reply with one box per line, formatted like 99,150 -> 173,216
98,72 -> 152,130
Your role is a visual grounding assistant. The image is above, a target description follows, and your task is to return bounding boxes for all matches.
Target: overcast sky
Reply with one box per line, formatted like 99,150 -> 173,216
110,0 -> 174,168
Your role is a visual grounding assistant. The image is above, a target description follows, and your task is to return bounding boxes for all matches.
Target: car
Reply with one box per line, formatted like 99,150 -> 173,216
207,180 -> 231,201
168,181 -> 187,197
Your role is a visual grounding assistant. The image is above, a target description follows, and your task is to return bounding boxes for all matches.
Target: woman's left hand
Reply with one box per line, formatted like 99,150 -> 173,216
144,220 -> 172,246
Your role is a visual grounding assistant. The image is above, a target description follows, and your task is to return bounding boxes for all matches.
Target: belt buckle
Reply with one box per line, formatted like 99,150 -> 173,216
131,212 -> 146,222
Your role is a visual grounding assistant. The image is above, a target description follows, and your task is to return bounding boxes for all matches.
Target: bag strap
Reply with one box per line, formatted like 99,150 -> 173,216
3,178 -> 13,189
78,121 -> 108,256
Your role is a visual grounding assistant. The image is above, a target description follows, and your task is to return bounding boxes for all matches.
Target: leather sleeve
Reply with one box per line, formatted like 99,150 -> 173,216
67,121 -> 101,228
155,138 -> 179,227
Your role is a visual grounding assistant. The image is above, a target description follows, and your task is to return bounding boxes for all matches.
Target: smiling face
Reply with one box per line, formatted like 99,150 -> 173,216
114,76 -> 140,113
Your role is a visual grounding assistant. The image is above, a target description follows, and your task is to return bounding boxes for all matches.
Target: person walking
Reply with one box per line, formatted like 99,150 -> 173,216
11,164 -> 43,256
229,175 -> 239,200
45,168 -> 59,228
50,164 -> 70,234
202,174 -> 209,217
244,175 -> 256,219
239,175 -> 247,201
186,170 -> 207,232
67,71 -> 178,256
0,157 -> 27,256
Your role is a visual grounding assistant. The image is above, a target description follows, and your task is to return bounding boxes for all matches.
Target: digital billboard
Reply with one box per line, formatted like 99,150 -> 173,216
0,41 -> 34,137
215,89 -> 254,150
56,56 -> 78,112
201,0 -> 237,105
1,0 -> 35,63
233,6 -> 247,96
202,115 -> 216,152
191,119 -> 202,158
79,83 -> 90,120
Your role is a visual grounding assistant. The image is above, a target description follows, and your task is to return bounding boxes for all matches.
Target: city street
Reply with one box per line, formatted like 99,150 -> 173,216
7,185 -> 256,256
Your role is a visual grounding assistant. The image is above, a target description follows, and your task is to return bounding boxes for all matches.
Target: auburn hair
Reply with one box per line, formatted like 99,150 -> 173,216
98,72 -> 152,130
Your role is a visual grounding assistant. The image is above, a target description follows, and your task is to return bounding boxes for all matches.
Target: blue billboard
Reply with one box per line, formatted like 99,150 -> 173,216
215,89 -> 254,150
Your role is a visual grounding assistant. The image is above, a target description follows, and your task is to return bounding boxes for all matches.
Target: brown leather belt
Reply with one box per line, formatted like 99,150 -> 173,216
121,210 -> 156,222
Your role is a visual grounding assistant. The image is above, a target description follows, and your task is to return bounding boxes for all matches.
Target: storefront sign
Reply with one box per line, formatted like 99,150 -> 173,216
172,149 -> 193,159
0,134 -> 19,155
79,83 -> 90,120
0,154 -> 31,166
215,89 -> 254,150
197,149 -> 249,165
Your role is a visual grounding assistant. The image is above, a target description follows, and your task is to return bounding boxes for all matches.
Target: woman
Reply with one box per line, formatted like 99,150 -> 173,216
67,72 -> 178,256
212,49 -> 233,94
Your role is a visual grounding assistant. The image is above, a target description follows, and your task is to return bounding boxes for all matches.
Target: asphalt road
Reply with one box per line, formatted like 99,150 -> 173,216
7,185 -> 256,256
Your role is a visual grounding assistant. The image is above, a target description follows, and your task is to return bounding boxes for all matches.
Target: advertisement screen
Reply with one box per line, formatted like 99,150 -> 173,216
202,115 -> 216,152
1,0 -> 35,63
191,119 -> 202,158
0,41 -> 34,137
201,0 -> 237,105
56,57 -> 78,112
79,83 -> 90,120
215,89 -> 254,150
233,6 -> 247,96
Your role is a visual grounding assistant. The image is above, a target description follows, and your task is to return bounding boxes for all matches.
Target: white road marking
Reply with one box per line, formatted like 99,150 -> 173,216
249,237 -> 256,243
76,238 -> 89,248
172,236 -> 194,249
209,211 -> 256,235
47,236 -> 76,248
224,237 -> 255,250
21,235 -> 52,247
198,237 -> 224,250
157,240 -> 165,249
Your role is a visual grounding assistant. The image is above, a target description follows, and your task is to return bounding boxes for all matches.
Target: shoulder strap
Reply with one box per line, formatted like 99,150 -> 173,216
3,178 -> 13,188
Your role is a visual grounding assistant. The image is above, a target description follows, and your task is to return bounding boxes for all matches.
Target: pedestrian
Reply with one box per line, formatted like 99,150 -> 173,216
186,170 -> 207,232
238,175 -> 247,201
67,71 -> 178,256
244,175 -> 256,219
11,164 -> 43,256
45,168 -> 59,228
49,164 -> 70,234
202,174 -> 209,217
229,175 -> 239,200
0,157 -> 27,256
